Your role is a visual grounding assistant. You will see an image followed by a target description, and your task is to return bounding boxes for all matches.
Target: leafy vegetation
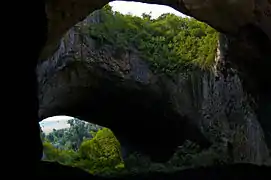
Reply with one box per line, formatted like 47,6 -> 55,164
77,128 -> 123,175
41,118 -> 231,176
42,118 -> 101,151
87,4 -> 218,75
42,119 -> 124,175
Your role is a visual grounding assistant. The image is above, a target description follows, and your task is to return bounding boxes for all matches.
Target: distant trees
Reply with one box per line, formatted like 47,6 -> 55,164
42,123 -> 124,175
65,118 -> 101,150
42,118 -> 102,151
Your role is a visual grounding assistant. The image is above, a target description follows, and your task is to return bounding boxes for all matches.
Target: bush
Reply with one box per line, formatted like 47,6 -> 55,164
43,127 -> 124,175
78,128 -> 124,174
87,6 -> 218,75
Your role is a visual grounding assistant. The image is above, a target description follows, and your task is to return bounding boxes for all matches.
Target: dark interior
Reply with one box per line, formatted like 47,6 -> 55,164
8,0 -> 271,178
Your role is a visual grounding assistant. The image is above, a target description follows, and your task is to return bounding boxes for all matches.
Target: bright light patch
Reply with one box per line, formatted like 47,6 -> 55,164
40,116 -> 73,134
41,115 -> 73,122
109,1 -> 188,19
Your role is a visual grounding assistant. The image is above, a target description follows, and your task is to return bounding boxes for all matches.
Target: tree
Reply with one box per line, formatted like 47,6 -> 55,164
42,127 -> 124,175
66,118 -> 101,150
77,128 -> 124,174
43,118 -> 102,151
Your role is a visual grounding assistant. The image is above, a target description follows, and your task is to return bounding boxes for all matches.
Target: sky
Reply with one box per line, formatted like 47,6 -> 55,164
41,115 -> 73,122
40,1 -> 188,131
40,115 -> 73,134
109,1 -> 188,19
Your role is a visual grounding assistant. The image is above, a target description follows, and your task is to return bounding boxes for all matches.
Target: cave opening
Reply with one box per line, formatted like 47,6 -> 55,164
38,0 -> 217,165
39,115 -> 215,176
39,115 -> 128,175
34,0 -> 271,177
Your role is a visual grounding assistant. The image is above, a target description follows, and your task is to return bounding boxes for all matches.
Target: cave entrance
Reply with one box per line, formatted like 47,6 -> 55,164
38,1 -> 223,175
39,115 -> 127,174
39,115 -> 220,176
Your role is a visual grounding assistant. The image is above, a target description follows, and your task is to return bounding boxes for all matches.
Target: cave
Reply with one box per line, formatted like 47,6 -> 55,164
38,59 -> 212,162
14,0 -> 271,178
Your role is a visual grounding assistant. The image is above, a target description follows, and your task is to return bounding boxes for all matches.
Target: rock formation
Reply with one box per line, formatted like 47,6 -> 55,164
18,0 -> 271,177
40,2 -> 271,147
38,15 -> 212,161
37,11 -> 269,163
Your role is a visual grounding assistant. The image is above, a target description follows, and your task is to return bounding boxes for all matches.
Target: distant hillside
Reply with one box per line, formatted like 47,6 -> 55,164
40,119 -> 70,134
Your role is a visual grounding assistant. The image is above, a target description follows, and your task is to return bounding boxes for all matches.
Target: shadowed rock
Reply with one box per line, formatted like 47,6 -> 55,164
37,161 -> 271,179
19,0 -> 271,177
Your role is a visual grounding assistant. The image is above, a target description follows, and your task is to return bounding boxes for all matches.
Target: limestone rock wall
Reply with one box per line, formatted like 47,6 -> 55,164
37,12 -> 269,163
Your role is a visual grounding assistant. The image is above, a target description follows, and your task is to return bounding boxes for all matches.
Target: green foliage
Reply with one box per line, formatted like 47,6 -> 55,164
87,6 -> 219,75
77,128 -> 124,174
43,118 -> 101,151
42,127 -> 124,175
43,141 -> 78,165
42,123 -> 229,176
168,141 -> 229,168
119,140 -> 228,174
